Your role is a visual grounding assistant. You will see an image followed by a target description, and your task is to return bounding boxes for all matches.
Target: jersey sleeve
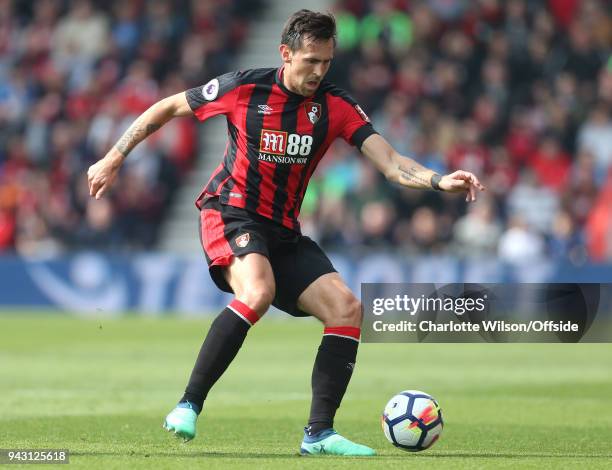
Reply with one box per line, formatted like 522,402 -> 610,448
185,71 -> 242,121
332,90 -> 378,150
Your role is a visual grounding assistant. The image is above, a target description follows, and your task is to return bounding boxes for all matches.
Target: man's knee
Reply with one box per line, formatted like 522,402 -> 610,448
236,284 -> 275,316
327,292 -> 362,327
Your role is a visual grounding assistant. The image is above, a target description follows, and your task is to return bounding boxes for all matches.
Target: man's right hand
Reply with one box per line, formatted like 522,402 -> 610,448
87,151 -> 125,199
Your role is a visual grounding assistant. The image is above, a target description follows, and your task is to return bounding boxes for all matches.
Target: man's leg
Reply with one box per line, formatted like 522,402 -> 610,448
164,253 -> 275,441
296,273 -> 375,456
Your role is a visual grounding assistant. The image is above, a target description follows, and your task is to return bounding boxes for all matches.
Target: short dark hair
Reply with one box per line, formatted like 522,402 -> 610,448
281,9 -> 336,51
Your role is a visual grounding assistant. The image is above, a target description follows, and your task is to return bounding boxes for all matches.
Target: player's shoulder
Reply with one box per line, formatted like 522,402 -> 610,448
318,80 -> 372,125
235,67 -> 277,85
209,67 -> 274,88
318,80 -> 359,106
190,68 -> 276,106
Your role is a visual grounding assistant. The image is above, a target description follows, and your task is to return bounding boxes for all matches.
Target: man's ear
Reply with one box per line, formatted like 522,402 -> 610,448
279,44 -> 292,64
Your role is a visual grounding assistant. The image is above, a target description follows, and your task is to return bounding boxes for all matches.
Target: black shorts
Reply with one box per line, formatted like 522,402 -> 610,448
198,198 -> 336,317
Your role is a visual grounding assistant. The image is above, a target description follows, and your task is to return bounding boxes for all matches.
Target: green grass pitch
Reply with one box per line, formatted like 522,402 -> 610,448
1,313 -> 611,469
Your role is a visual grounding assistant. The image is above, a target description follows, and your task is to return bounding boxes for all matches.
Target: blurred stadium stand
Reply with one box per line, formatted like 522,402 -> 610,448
0,0 -> 611,313
0,0 -> 264,254
311,0 -> 611,265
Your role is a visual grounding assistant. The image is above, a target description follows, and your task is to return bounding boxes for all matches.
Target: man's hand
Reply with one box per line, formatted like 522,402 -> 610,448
85,92 -> 192,200
87,152 -> 124,199
439,170 -> 485,202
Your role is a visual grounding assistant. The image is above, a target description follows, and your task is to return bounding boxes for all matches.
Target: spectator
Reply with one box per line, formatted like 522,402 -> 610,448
53,0 -> 109,89
561,150 -> 598,226
73,197 -> 120,250
561,19 -> 604,83
506,169 -> 559,234
405,207 -> 444,254
408,131 -> 445,176
549,209 -> 587,263
577,105 -> 612,182
371,92 -> 415,157
487,146 -> 518,199
585,170 -> 612,261
498,216 -> 546,265
446,119 -> 489,176
111,1 -> 142,63
333,1 -> 360,51
528,133 -> 571,193
505,108 -> 537,165
453,197 -> 502,258
360,0 -> 413,55
359,200 -> 396,247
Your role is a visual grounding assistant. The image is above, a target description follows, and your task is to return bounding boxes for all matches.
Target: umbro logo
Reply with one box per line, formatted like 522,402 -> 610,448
258,104 -> 273,115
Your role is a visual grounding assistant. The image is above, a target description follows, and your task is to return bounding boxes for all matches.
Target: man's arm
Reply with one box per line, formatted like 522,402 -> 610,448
87,92 -> 193,199
360,133 -> 485,202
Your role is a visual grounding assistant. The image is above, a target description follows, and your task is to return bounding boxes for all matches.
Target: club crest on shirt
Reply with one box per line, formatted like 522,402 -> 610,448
235,233 -> 250,248
305,102 -> 322,124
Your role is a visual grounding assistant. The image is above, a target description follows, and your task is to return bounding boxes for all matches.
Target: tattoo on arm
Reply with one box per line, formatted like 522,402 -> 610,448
146,124 -> 161,134
398,165 -> 430,187
115,122 -> 162,157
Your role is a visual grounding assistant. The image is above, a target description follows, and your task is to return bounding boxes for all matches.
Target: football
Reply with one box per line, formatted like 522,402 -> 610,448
381,390 -> 443,452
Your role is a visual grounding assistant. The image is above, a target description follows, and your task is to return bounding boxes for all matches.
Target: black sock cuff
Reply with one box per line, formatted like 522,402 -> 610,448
319,334 -> 359,360
213,307 -> 252,336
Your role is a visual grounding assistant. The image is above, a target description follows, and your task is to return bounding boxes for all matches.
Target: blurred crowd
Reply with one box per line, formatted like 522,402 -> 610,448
0,0 -> 260,254
1,0 -> 611,265
301,0 -> 612,264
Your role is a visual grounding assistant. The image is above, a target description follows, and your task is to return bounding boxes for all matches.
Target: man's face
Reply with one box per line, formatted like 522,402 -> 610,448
280,37 -> 334,97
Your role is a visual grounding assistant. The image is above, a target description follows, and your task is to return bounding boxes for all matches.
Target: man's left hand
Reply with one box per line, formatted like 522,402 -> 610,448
439,170 -> 485,202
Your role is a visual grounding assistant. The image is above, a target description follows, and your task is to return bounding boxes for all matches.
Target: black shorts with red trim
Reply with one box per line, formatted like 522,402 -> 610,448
198,197 -> 337,317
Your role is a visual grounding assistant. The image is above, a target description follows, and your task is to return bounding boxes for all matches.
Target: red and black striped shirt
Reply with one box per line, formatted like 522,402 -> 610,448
186,67 -> 377,232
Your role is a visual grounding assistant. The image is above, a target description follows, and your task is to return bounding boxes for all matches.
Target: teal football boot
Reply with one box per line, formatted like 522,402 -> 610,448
163,402 -> 198,442
300,428 -> 376,456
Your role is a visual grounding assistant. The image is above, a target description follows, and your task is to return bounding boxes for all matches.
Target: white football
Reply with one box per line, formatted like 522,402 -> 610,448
381,390 -> 443,452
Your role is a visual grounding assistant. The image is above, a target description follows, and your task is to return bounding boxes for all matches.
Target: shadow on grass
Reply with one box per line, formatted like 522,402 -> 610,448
71,451 -> 300,459
405,452 -> 612,459
69,450 -> 612,460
